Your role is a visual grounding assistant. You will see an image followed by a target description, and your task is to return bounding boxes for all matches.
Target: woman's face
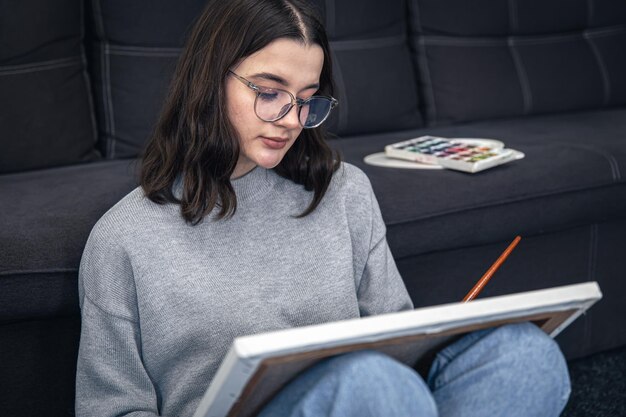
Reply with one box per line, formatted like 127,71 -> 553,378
226,38 -> 324,178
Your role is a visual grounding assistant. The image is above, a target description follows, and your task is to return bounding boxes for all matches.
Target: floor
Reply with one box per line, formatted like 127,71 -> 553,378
561,345 -> 626,416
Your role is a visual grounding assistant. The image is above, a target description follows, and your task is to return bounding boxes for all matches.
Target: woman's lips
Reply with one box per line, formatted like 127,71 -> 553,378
260,136 -> 289,150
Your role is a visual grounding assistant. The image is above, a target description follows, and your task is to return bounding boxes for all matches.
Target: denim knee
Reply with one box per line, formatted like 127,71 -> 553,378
427,322 -> 571,417
327,350 -> 438,416
490,323 -> 572,412
260,350 -> 438,417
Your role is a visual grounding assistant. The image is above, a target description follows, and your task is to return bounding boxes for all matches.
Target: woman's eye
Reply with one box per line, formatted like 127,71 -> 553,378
258,90 -> 279,102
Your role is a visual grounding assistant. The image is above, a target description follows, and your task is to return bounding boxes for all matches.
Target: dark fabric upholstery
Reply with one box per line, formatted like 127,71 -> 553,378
330,107 -> 626,359
314,0 -> 424,135
88,0 -> 424,157
409,0 -> 626,125
0,0 -> 99,173
0,159 -> 139,322
395,220 -> 626,360
325,39 -> 422,136
0,317 -> 81,417
332,108 -> 626,256
410,0 -> 626,36
88,0 -> 206,158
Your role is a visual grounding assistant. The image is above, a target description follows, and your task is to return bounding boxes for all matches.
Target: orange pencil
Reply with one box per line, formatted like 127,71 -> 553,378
462,236 -> 522,302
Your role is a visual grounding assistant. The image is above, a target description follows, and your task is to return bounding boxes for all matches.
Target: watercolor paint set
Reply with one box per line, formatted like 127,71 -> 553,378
384,136 -> 524,173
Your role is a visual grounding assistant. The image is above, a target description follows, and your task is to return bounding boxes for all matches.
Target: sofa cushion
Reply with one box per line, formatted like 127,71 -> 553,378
0,0 -> 100,174
0,159 -> 139,322
408,0 -> 626,125
332,108 -> 626,259
88,0 -> 207,158
88,0 -> 424,158
313,0 -> 423,136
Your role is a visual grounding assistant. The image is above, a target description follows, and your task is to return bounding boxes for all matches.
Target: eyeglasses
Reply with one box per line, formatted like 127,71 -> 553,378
228,70 -> 338,129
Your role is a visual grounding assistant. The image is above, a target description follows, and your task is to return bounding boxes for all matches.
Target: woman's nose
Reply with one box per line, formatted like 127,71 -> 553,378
275,104 -> 302,129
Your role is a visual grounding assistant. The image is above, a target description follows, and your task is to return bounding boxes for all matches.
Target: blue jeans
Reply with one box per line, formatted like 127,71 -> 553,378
258,322 -> 571,417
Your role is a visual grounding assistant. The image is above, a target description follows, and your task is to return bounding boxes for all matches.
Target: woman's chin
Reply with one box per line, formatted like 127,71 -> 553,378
254,154 -> 286,169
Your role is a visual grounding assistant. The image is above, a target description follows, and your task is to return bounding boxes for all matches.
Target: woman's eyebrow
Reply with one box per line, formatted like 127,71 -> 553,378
251,72 -> 319,91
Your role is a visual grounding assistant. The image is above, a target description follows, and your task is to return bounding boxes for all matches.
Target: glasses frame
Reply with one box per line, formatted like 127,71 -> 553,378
228,70 -> 338,129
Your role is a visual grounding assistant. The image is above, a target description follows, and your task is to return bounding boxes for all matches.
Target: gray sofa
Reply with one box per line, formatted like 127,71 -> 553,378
1,0 -> 625,415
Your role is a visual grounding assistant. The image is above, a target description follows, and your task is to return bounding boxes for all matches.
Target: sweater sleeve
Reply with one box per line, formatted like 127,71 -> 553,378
343,164 -> 414,316
75,222 -> 160,417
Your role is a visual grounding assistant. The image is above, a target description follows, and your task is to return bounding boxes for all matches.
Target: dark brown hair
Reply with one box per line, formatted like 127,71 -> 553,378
140,0 -> 340,225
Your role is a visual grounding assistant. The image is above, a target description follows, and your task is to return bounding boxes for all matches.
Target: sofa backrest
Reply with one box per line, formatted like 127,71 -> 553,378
408,0 -> 626,125
0,0 -> 100,174
89,0 -> 425,158
2,0 -> 626,172
88,0 -> 206,159
316,0 -> 424,137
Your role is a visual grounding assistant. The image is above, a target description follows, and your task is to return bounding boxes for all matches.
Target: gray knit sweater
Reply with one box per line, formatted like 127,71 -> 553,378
75,162 -> 413,417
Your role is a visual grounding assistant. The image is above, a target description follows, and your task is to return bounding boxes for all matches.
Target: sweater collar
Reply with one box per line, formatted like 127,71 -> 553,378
231,166 -> 274,201
172,166 -> 274,202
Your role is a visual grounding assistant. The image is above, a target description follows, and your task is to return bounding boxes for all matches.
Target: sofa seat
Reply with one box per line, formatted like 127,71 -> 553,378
332,108 -> 626,259
0,159 -> 139,323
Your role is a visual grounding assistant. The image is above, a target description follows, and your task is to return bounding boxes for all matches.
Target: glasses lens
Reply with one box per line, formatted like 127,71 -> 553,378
255,88 -> 293,121
300,97 -> 333,128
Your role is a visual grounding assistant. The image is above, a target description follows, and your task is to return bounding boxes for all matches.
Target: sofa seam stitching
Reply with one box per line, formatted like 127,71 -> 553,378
0,267 -> 77,277
109,45 -> 182,53
330,35 -> 405,51
508,0 -> 518,33
567,143 -> 621,180
508,38 -> 533,114
585,223 -> 598,353
326,0 -> 348,132
411,0 -> 423,33
330,48 -> 349,133
419,25 -> 625,46
422,38 -> 506,46
417,38 -> 437,124
94,0 -> 116,159
410,0 -> 437,124
80,0 -> 99,157
0,57 -> 80,75
107,49 -> 182,58
92,0 -> 108,158
582,32 -> 611,107
585,25 -> 626,37
587,223 -> 598,285
106,44 -> 116,158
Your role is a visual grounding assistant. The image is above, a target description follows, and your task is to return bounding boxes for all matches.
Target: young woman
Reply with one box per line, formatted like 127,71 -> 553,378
75,0 -> 571,416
